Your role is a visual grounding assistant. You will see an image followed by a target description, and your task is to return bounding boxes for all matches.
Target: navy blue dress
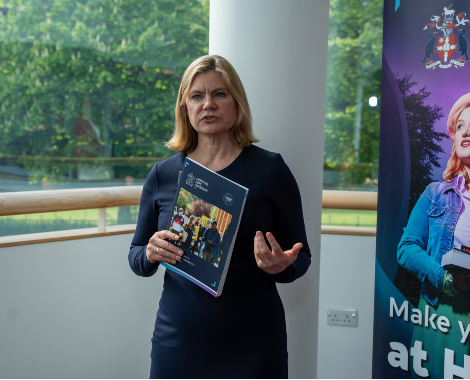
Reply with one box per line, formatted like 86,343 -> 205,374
128,145 -> 311,379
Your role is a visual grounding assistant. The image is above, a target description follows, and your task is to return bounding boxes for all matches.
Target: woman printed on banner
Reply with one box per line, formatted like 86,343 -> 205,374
398,93 -> 470,378
128,55 -> 310,379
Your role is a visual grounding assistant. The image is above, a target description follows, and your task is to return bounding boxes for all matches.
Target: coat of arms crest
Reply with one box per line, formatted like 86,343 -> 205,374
185,173 -> 195,187
423,5 -> 469,69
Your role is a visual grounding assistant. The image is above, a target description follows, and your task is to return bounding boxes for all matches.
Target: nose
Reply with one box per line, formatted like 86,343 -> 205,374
203,96 -> 216,110
463,124 -> 470,137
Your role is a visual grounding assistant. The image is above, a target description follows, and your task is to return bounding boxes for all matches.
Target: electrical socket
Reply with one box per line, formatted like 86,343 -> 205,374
327,307 -> 357,327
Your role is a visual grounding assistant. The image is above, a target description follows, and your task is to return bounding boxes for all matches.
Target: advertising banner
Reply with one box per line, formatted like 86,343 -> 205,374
373,0 -> 470,378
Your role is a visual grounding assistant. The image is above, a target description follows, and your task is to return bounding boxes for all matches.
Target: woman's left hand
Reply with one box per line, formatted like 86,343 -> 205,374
254,231 -> 303,274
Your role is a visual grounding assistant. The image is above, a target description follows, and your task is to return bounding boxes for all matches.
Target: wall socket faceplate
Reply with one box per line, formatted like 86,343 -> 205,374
327,307 -> 357,327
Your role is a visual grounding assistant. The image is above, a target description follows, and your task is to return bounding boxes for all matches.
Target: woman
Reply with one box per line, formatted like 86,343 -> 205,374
197,220 -> 209,258
397,93 -> 470,378
180,215 -> 196,252
190,218 -> 201,255
128,55 -> 310,378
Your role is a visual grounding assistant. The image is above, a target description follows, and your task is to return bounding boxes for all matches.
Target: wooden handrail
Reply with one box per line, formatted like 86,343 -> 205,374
0,187 -> 377,217
0,186 -> 143,216
321,190 -> 377,211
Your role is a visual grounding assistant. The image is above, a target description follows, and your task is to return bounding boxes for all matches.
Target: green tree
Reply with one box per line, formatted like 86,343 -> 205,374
189,199 -> 210,218
395,74 -> 446,215
176,193 -> 189,213
0,0 -> 209,182
324,0 -> 383,188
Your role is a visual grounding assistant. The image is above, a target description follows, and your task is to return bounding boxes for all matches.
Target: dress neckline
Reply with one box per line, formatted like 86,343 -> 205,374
216,147 -> 246,174
184,146 -> 247,174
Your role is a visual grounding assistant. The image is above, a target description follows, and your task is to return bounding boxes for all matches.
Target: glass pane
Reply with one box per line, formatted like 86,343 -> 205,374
0,0 -> 209,193
0,0 -> 209,235
322,209 -> 377,228
106,206 -> 139,226
0,210 -> 99,237
323,0 -> 383,192
0,206 -> 140,237
322,0 -> 382,226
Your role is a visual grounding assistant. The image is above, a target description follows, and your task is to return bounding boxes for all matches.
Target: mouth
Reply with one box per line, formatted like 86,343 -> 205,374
462,139 -> 470,147
202,115 -> 217,121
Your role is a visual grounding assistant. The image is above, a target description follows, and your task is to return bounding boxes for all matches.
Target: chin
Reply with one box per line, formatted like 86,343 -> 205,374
198,126 -> 231,137
457,153 -> 470,167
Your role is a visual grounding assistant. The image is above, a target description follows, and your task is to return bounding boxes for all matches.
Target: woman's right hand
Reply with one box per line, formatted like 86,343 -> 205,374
146,230 -> 184,264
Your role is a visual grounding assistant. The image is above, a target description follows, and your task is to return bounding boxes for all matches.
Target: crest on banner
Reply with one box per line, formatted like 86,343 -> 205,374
422,5 -> 469,69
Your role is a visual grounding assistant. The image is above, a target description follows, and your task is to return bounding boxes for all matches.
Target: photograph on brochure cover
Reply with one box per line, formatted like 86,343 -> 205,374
168,187 -> 233,268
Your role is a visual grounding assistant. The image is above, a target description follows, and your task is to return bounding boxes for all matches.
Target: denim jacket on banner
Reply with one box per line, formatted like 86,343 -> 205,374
397,176 -> 462,306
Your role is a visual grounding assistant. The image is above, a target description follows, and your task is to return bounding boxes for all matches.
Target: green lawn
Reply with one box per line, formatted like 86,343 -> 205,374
321,209 -> 377,228
0,206 -> 140,237
2,206 -> 139,223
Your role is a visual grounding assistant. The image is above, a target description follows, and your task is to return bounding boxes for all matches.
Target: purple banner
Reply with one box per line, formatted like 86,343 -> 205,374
373,0 -> 470,377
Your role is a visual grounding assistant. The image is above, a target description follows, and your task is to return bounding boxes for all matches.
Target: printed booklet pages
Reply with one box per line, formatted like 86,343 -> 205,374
441,244 -> 470,270
161,157 -> 248,297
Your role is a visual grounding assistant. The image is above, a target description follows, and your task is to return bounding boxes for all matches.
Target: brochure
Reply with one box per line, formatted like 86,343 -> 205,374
441,245 -> 470,270
161,157 -> 248,297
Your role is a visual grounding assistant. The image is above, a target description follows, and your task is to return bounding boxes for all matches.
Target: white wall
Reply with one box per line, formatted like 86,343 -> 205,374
0,233 -> 376,378
0,234 -> 164,379
317,234 -> 376,379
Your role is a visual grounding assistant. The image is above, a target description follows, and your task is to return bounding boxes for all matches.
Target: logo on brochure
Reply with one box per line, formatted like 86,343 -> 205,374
422,6 -> 469,69
186,173 -> 195,187
223,193 -> 234,206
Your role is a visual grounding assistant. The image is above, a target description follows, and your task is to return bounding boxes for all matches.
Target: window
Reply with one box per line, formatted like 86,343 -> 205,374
322,0 -> 383,227
0,0 -> 209,235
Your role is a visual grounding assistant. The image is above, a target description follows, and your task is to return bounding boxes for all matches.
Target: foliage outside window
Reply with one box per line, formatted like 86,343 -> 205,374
0,0 -> 209,190
324,0 -> 383,192
0,0 -> 209,235
322,0 -> 383,228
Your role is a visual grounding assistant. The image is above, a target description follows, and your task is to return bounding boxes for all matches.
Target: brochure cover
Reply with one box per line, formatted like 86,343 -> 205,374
161,157 -> 248,297
441,247 -> 470,270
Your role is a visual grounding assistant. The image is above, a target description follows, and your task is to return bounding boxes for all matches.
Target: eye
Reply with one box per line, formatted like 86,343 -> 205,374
192,94 -> 202,100
457,123 -> 464,130
215,92 -> 225,97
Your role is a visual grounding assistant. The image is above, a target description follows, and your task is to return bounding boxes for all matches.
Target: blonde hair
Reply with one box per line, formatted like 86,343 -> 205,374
188,215 -> 196,227
166,55 -> 259,153
443,104 -> 470,183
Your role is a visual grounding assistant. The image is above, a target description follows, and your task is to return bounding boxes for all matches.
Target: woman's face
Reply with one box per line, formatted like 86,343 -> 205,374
455,107 -> 470,165
185,70 -> 237,138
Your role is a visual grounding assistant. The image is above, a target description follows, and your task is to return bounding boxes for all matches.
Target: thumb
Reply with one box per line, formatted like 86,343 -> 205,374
286,243 -> 303,260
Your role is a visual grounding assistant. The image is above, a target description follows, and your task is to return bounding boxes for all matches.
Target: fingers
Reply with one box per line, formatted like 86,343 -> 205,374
254,231 -> 268,265
147,231 -> 184,265
253,231 -> 302,275
286,242 -> 303,260
157,229 -> 180,241
255,231 -> 271,254
265,232 -> 282,254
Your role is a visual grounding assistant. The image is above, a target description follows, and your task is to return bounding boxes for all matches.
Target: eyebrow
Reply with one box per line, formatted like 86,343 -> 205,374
188,87 -> 228,96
